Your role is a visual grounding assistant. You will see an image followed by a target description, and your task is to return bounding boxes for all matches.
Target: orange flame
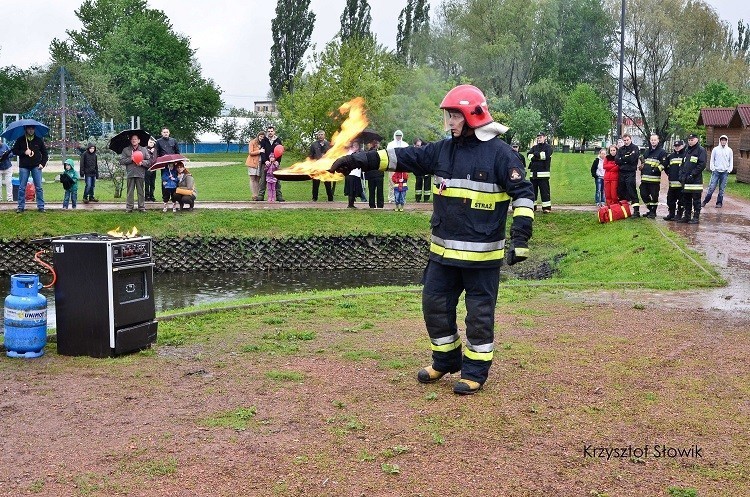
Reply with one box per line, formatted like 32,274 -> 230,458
283,97 -> 370,181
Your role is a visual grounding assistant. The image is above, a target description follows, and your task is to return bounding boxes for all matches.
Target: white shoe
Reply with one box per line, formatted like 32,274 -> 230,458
162,205 -> 168,212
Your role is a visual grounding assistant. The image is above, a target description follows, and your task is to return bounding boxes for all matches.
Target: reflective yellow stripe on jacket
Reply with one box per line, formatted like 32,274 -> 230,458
430,236 -> 506,262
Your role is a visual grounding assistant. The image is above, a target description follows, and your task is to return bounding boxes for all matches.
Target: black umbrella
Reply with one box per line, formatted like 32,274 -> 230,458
108,129 -> 153,154
356,128 -> 383,144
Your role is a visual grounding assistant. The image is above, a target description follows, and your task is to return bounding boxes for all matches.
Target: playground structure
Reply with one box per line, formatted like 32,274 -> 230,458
3,66 -> 104,161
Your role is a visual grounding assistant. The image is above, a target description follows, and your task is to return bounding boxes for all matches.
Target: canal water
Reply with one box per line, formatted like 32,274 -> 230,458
0,269 -> 423,329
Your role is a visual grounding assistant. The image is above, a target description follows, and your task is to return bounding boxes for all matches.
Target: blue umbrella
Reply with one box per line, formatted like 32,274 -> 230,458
1,119 -> 50,141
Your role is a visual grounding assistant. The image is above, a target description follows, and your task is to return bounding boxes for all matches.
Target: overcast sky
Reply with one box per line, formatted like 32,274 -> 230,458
1,0 -> 748,110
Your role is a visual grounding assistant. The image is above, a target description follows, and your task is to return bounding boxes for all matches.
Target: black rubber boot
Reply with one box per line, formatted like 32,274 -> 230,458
415,194 -> 422,203
663,210 -> 675,221
677,211 -> 691,223
688,212 -> 700,224
631,206 -> 641,218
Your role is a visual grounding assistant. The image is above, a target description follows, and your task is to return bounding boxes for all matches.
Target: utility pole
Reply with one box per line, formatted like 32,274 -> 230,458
617,0 -> 626,139
61,67 -> 67,161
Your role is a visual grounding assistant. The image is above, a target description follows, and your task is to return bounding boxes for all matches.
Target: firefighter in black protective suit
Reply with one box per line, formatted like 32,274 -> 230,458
615,133 -> 642,217
663,139 -> 685,221
677,134 -> 707,224
329,85 -> 535,395
639,133 -> 668,219
527,132 -> 553,212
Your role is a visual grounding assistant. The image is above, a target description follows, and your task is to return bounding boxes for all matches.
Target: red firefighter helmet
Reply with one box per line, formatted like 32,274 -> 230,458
439,85 -> 493,128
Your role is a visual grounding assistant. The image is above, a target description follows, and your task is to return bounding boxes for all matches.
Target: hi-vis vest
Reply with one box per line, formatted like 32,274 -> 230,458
377,136 -> 536,268
664,151 -> 684,188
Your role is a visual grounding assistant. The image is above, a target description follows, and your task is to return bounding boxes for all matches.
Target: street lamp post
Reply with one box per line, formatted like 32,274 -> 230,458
617,0 -> 625,139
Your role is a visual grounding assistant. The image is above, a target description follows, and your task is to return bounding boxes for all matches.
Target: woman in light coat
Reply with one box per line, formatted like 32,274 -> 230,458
246,131 -> 265,200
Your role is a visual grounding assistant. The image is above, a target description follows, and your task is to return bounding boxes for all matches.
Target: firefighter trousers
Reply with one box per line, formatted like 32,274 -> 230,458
682,190 -> 702,219
531,177 -> 551,209
666,187 -> 683,214
617,172 -> 639,208
422,261 -> 499,384
639,182 -> 660,210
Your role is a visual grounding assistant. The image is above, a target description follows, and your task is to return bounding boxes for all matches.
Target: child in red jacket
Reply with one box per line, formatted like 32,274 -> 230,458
392,171 -> 409,211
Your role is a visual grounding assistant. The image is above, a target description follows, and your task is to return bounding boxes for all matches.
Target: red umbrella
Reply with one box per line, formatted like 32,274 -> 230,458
148,154 -> 189,171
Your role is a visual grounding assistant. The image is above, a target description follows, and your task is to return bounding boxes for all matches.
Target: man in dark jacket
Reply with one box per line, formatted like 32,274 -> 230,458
258,125 -> 284,201
527,131 -> 553,212
309,129 -> 334,201
155,127 -> 179,157
663,140 -> 685,220
639,133 -> 667,218
615,133 -> 641,217
80,142 -> 99,203
11,125 -> 48,213
330,85 -> 535,395
677,134 -> 707,224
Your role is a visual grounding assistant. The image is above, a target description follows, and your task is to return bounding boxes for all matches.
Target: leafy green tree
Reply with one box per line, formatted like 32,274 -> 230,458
671,81 -> 746,137
509,107 -> 544,149
66,0 -> 149,59
526,78 -> 566,137
617,0 -> 734,138
48,0 -> 221,139
340,0 -> 372,42
543,0 -> 614,89
269,0 -> 315,99
217,118 -> 239,152
561,83 -> 611,146
372,66 -> 452,142
397,0 -> 430,67
277,37 -> 400,151
0,64 -> 30,114
93,10 -> 222,140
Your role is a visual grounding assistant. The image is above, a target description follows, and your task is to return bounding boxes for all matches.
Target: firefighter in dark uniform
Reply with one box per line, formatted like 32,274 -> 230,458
615,133 -> 641,217
663,139 -> 685,220
330,85 -> 535,395
677,133 -> 706,224
527,131 -> 553,212
639,133 -> 667,218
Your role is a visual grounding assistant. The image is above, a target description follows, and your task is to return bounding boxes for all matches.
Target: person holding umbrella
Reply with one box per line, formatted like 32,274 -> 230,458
119,132 -> 152,212
10,124 -> 48,213
0,138 -> 14,202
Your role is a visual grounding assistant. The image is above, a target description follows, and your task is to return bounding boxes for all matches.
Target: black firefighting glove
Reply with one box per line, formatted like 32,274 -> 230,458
507,216 -> 533,266
329,150 -> 382,175
506,244 -> 529,266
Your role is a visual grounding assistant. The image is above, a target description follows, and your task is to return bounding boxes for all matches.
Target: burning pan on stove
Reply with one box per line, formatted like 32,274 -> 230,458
273,169 -> 314,181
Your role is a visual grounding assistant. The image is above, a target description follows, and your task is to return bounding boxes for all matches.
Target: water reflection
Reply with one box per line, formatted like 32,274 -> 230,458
155,269 -> 422,310
1,269 -> 423,328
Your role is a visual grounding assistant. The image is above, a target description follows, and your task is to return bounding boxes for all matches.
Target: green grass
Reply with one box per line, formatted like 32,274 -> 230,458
0,208 -> 433,239
200,406 -> 258,430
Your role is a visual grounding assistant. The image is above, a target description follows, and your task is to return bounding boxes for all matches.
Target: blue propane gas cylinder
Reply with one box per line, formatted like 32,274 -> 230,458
3,274 -> 48,358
